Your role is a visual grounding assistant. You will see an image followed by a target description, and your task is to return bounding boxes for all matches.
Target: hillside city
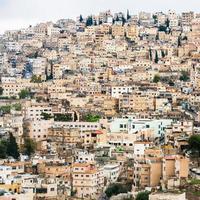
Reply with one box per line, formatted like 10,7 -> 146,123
0,9 -> 200,200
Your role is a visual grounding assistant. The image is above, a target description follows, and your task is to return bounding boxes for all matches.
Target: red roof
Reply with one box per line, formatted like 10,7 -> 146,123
95,130 -> 103,135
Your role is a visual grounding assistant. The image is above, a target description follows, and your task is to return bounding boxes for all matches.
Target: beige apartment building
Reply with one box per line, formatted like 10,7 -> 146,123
2,83 -> 26,97
188,18 -> 200,45
119,93 -> 154,112
112,25 -> 125,37
47,127 -> 82,147
24,119 -> 53,141
133,154 -> 189,189
53,64 -> 63,79
98,24 -> 110,34
125,24 -> 138,40
44,164 -> 70,178
107,129 -> 154,148
182,11 -> 194,25
72,163 -> 104,199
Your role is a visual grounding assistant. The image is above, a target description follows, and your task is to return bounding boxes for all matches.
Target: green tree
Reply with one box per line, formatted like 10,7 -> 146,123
152,15 -> 158,24
10,96 -> 17,100
180,71 -> 190,82
0,105 -> 11,114
79,14 -> 83,22
188,135 -> 200,167
31,75 -> 42,83
161,50 -> 165,58
41,112 -> 53,120
23,138 -> 36,157
19,89 -> 30,99
116,16 -> 120,21
84,114 -> 101,122
0,97 -> 9,100
0,140 -> 8,159
149,49 -> 152,61
154,51 -> 159,63
127,9 -> 131,20
155,34 -> 159,40
86,16 -> 93,26
122,16 -> 126,25
165,18 -> 170,28
158,25 -> 168,33
136,191 -> 150,200
112,18 -> 115,24
0,87 -> 3,95
7,133 -> 20,159
105,183 -> 132,198
54,113 -> 72,122
153,74 -> 160,83
178,36 -> 181,47
188,135 -> 200,157
12,103 -> 22,111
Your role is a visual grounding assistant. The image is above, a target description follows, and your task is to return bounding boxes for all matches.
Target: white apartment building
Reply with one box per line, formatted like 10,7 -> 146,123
168,10 -> 179,28
149,192 -> 186,200
24,104 -> 52,121
47,24 -> 61,36
75,150 -> 95,163
28,57 -> 47,78
109,118 -> 172,138
103,163 -> 120,184
1,77 -> 16,84
134,141 -> 152,157
0,166 -> 12,183
111,86 -> 133,98
5,42 -> 22,52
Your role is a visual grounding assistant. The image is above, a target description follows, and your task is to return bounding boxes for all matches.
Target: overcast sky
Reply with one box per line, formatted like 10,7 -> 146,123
0,0 -> 199,33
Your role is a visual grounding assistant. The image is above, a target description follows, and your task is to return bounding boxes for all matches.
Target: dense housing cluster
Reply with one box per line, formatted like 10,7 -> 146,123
0,9 -> 200,200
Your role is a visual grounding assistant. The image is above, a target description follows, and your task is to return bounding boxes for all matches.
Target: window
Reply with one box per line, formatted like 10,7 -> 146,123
146,124 -> 150,128
120,124 -> 123,128
50,188 -> 55,191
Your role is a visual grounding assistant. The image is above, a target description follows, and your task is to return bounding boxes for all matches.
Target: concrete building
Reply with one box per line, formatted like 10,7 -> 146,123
109,118 -> 172,138
72,163 -> 104,199
149,192 -> 186,200
103,163 -> 120,184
